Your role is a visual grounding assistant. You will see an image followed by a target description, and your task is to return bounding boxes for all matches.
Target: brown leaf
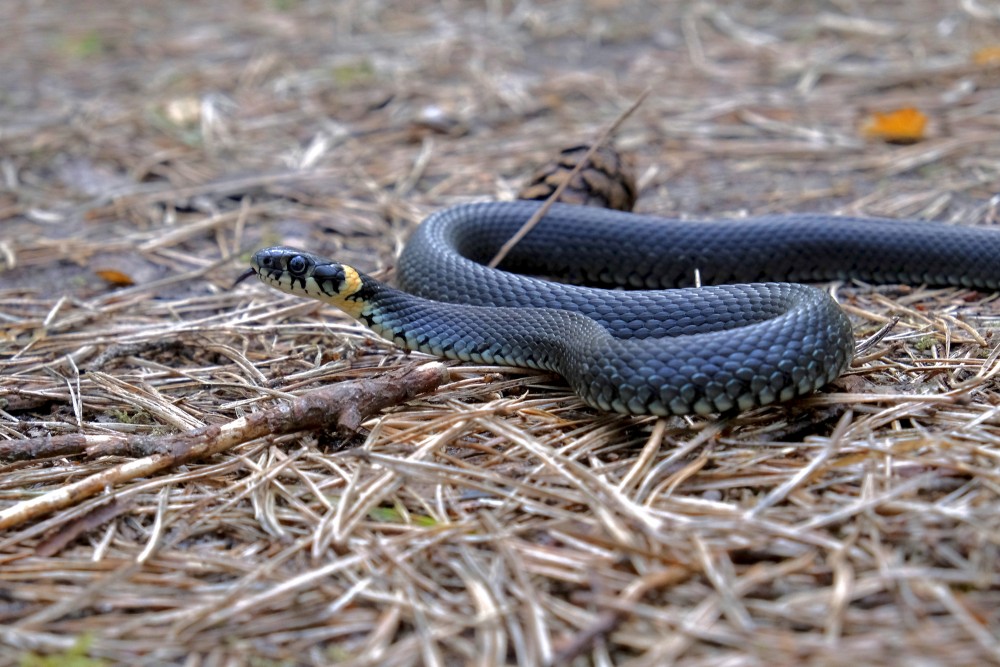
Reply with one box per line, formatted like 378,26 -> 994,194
95,269 -> 136,286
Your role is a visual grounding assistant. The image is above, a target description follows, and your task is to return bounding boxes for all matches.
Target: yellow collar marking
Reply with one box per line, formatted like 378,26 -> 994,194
334,265 -> 366,320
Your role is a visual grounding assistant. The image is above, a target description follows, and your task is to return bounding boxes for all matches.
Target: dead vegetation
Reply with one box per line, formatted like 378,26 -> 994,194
2,1 -> 1000,665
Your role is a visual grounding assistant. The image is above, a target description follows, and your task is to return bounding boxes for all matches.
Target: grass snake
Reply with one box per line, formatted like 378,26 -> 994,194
241,200 -> 1000,416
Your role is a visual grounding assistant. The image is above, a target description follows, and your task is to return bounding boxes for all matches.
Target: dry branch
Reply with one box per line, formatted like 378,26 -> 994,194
0,362 -> 448,531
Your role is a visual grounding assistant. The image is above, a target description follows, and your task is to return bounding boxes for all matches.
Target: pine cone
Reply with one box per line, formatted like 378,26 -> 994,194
517,144 -> 637,212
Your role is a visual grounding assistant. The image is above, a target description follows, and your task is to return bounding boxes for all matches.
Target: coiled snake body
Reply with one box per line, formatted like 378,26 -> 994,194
243,201 -> 1000,416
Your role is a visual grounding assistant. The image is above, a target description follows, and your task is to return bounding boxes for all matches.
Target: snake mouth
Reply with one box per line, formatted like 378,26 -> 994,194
232,267 -> 258,288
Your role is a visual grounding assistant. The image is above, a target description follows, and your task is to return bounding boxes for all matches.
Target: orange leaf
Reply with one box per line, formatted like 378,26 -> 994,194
973,46 -> 1000,65
860,107 -> 927,144
95,269 -> 135,286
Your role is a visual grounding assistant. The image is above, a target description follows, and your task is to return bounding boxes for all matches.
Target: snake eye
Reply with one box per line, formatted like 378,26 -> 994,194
288,255 -> 307,275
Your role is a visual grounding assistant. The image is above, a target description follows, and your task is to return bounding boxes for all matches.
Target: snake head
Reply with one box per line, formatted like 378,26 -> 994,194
248,246 -> 311,287
239,246 -> 369,319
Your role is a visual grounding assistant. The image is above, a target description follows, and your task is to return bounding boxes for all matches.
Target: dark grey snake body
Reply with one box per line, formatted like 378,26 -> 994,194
246,200 -> 1000,416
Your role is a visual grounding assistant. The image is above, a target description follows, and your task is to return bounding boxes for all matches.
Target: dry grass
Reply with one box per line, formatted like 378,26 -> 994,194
2,1 -> 1000,665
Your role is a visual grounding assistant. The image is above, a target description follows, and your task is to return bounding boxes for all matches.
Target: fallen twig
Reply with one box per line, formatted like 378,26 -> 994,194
0,362 -> 448,531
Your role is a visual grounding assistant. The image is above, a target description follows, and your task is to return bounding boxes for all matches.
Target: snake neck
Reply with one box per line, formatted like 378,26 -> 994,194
328,265 -> 375,321
276,262 -> 375,321
334,270 -> 607,374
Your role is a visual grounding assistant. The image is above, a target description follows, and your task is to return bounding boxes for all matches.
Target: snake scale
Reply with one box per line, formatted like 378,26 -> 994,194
242,200 -> 1000,416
